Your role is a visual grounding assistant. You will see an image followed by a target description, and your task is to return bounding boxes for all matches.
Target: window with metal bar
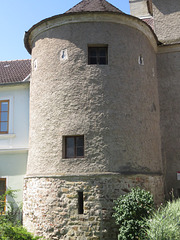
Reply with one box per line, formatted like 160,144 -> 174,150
88,46 -> 108,65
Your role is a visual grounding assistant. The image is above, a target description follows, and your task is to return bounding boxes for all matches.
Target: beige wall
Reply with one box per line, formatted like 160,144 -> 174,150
27,18 -> 162,177
130,0 -> 151,18
157,47 -> 180,198
24,13 -> 165,239
153,0 -> 180,43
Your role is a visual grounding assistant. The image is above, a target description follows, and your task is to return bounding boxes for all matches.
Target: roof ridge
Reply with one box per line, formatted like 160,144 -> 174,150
101,0 -> 122,12
65,0 -> 122,14
65,0 -> 87,13
0,59 -> 31,63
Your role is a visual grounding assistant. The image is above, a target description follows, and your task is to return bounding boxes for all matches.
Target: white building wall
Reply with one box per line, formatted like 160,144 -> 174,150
0,83 -> 29,207
0,152 -> 27,206
0,83 -> 29,149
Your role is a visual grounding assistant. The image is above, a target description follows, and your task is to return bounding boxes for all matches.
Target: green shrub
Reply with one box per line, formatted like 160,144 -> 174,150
0,190 -> 42,240
113,187 -> 154,240
146,198 -> 180,240
0,222 -> 40,240
0,189 -> 21,226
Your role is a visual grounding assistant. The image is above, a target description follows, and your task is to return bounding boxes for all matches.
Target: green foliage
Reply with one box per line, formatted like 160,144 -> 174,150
0,189 -> 22,226
0,222 -> 40,240
0,190 -> 42,240
146,198 -> 180,240
113,187 -> 154,240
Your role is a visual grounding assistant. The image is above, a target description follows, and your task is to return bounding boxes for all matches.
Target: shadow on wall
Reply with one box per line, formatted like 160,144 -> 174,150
5,190 -> 22,223
153,0 -> 180,14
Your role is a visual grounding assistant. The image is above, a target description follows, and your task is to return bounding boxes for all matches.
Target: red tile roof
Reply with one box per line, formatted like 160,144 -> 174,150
142,17 -> 154,30
0,59 -> 31,84
66,0 -> 122,13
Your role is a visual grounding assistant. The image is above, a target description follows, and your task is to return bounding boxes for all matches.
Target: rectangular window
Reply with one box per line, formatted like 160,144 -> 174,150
88,46 -> 108,65
0,100 -> 9,134
78,191 -> 84,214
0,178 -> 6,213
65,136 -> 84,158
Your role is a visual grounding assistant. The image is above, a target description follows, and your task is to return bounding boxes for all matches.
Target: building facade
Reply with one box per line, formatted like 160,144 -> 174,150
23,0 -> 180,239
130,0 -> 180,200
0,60 -> 30,212
0,0 -> 180,239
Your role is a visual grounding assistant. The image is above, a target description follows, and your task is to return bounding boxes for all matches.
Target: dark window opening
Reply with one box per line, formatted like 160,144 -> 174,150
177,189 -> 180,198
88,46 -> 108,65
65,136 -> 84,158
0,178 -> 6,213
78,191 -> 84,214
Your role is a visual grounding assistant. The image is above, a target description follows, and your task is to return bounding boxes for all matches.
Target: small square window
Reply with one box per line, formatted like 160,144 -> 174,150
0,100 -> 9,134
88,46 -> 108,65
64,136 -> 84,158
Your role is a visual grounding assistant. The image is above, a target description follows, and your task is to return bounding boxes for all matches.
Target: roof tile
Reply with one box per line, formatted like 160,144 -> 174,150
142,17 -> 154,30
0,59 -> 31,84
66,0 -> 122,13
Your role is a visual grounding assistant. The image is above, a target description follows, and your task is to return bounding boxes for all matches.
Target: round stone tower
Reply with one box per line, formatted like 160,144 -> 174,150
23,0 -> 164,239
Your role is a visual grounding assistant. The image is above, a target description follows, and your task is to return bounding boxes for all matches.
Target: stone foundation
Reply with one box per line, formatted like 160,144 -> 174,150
23,174 -> 164,240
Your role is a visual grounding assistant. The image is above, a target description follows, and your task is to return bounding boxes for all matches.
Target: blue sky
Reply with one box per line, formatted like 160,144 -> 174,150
0,0 -> 130,61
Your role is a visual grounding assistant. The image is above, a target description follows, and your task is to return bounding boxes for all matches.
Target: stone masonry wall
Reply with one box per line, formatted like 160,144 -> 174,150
23,174 -> 164,240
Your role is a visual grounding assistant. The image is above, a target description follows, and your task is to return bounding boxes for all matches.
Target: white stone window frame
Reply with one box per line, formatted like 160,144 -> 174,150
0,96 -> 14,139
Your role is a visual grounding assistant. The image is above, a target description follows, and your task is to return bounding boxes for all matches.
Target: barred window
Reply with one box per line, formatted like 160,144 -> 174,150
88,46 -> 108,65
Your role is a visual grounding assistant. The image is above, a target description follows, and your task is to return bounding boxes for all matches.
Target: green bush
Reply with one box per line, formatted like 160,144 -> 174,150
146,198 -> 180,240
0,190 -> 42,240
0,222 -> 40,240
113,187 -> 154,240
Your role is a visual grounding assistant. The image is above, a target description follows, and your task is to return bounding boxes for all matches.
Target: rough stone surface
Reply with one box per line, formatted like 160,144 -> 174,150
157,50 -> 180,198
130,0 -> 152,18
153,0 -> 180,44
23,175 -> 164,240
24,10 -> 165,239
27,20 -> 162,177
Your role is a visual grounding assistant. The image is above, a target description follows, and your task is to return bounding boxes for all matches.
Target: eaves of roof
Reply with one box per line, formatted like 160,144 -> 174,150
0,81 -> 30,87
24,11 -> 159,54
